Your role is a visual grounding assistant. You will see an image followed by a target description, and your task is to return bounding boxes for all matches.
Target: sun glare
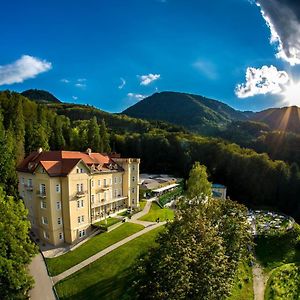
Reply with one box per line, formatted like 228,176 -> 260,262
282,81 -> 300,106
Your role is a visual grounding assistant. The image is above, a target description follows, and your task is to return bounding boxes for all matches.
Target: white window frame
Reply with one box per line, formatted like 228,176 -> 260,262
21,177 -> 25,185
59,232 -> 64,240
132,187 -> 135,193
40,183 -> 46,195
41,201 -> 47,209
42,216 -> 48,225
98,179 -> 101,186
56,184 -> 61,193
91,180 -> 94,188
56,201 -> 61,210
57,217 -> 62,225
43,231 -> 49,239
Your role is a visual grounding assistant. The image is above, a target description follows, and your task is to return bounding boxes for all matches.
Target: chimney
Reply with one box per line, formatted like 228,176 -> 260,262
86,148 -> 92,155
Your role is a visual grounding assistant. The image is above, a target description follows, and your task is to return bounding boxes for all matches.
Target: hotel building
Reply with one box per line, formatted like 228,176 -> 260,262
17,149 -> 140,246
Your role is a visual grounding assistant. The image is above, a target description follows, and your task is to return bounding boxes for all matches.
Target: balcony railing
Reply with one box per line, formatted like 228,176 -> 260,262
101,185 -> 111,191
76,190 -> 87,198
24,184 -> 33,191
37,191 -> 46,198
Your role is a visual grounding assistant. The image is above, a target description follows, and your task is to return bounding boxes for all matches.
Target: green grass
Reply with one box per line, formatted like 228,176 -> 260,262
255,224 -> 300,272
228,260 -> 254,300
139,200 -> 147,210
46,223 -> 144,276
139,202 -> 174,222
265,263 -> 300,300
93,217 -> 121,229
55,226 -> 165,300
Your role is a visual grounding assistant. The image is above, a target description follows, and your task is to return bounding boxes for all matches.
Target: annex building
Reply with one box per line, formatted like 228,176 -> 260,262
17,148 -> 140,246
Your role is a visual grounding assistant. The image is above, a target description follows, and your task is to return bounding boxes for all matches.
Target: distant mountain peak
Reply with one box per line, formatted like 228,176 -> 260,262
21,89 -> 61,103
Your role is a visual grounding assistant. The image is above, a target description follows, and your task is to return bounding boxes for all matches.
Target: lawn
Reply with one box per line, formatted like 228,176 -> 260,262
93,217 -> 121,229
46,223 -> 144,276
265,263 -> 300,299
228,260 -> 254,300
255,224 -> 300,272
139,202 -> 174,222
55,226 -> 165,300
139,200 -> 147,210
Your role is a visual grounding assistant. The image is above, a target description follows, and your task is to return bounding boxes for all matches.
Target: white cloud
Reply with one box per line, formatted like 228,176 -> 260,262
193,59 -> 218,80
235,65 -> 289,98
75,83 -> 86,88
138,73 -> 160,86
127,92 -> 147,101
72,96 -> 78,100
61,78 -> 70,83
0,55 -> 52,86
118,77 -> 126,89
77,78 -> 86,82
256,0 -> 300,65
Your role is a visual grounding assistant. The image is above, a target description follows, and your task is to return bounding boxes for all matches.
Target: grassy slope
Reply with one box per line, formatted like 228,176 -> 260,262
46,223 -> 144,276
228,260 -> 254,300
265,263 -> 300,299
93,217 -> 121,228
139,202 -> 174,222
255,224 -> 300,299
255,226 -> 300,272
55,226 -> 164,300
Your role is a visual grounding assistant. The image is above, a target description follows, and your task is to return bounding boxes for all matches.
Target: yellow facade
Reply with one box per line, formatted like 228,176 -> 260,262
18,158 -> 140,246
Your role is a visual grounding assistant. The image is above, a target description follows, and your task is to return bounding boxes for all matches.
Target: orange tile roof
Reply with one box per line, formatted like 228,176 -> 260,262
17,150 -> 122,176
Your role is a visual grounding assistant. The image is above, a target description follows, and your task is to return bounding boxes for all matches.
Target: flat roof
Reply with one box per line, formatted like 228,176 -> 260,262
152,183 -> 179,193
212,184 -> 226,189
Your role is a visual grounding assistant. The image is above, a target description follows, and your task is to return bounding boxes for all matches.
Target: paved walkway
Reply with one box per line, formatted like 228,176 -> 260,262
131,198 -> 155,221
28,253 -> 56,300
52,221 -> 165,284
253,262 -> 268,300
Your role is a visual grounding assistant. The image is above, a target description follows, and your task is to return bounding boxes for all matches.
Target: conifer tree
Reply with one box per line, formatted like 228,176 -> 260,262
87,116 -> 101,152
100,119 -> 111,153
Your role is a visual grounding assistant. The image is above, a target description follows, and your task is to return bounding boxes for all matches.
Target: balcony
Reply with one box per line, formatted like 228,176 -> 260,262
100,185 -> 111,191
76,190 -> 87,198
24,184 -> 33,191
37,191 -> 46,198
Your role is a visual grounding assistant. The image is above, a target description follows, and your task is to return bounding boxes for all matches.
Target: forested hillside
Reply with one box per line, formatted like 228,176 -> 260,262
1,90 -> 299,223
123,91 -> 248,134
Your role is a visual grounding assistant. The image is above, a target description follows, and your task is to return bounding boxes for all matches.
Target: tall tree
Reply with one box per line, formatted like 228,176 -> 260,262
0,187 -> 37,299
131,196 -> 252,300
186,161 -> 212,199
87,116 -> 101,152
100,119 -> 111,153
13,99 -> 25,164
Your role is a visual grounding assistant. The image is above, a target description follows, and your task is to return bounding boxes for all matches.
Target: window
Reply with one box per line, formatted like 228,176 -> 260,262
28,178 -> 32,187
76,168 -> 80,173
132,165 -> 135,171
42,216 -> 48,225
132,187 -> 135,193
98,193 -> 101,203
114,189 -> 118,198
43,231 -> 49,239
77,199 -> 84,208
40,183 -> 46,195
91,180 -> 94,188
56,184 -> 61,193
57,217 -> 62,225
80,168 -> 84,173
91,195 -> 94,204
80,183 -> 83,191
81,215 -> 84,222
104,191 -> 107,201
132,176 -> 135,182
132,199 -> 135,204
77,183 -> 84,192
119,177 -> 122,184
21,177 -> 25,185
104,179 -> 107,187
79,229 -> 86,238
78,215 -> 84,224
56,201 -> 61,210
41,201 -> 47,209
114,177 -> 117,184
81,199 -> 84,207
59,232 -> 64,240
98,179 -> 101,186
78,216 -> 81,224
109,178 -> 112,185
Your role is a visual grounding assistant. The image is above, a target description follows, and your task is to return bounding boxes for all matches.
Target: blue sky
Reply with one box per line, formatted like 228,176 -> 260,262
1,0 -> 300,112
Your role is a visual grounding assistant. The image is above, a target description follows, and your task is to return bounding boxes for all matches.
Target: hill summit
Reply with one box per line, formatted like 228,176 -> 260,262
21,89 -> 61,103
123,91 -> 248,134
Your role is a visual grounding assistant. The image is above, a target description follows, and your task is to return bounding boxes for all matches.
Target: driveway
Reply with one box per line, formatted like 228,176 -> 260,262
28,252 -> 56,300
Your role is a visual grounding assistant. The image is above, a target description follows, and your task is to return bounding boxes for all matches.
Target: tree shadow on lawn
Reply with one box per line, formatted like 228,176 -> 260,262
57,268 -> 134,300
255,227 -> 300,271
